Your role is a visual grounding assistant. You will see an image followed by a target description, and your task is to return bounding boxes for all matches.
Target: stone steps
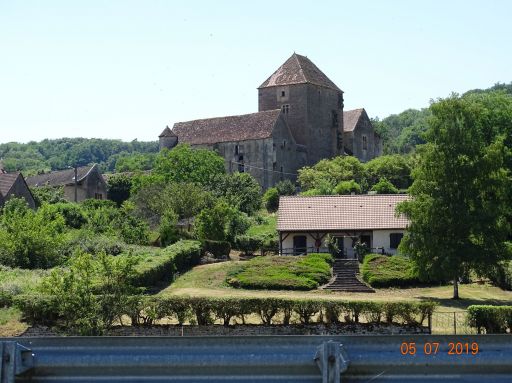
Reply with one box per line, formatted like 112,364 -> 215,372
323,260 -> 375,293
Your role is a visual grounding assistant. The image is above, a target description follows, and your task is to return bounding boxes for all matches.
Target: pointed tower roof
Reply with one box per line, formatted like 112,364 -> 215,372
159,126 -> 177,138
259,53 -> 342,92
343,108 -> 366,132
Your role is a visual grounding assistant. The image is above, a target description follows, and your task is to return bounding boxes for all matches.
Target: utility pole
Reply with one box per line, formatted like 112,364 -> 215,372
74,166 -> 78,203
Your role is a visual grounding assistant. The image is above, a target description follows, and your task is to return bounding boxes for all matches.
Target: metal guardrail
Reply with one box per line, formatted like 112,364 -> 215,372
1,335 -> 512,382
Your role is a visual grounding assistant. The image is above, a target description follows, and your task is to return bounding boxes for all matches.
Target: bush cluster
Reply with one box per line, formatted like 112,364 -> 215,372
361,254 -> 422,287
467,305 -> 512,334
15,295 -> 437,329
203,240 -> 231,258
130,240 -> 202,287
227,253 -> 333,290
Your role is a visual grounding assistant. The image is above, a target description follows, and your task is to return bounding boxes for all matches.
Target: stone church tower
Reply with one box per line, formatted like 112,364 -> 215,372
258,53 -> 344,165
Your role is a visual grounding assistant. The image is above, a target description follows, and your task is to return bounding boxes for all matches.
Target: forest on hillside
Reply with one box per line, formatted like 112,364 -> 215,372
1,82 -> 510,175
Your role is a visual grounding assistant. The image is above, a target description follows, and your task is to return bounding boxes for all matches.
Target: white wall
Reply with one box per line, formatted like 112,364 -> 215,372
372,229 -> 405,255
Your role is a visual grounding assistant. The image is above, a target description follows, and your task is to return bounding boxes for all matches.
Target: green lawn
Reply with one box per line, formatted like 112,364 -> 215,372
159,261 -> 512,312
246,213 -> 277,237
0,266 -> 49,295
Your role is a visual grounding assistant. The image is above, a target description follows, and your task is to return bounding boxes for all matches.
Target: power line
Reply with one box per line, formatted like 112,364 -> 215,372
227,160 -> 298,176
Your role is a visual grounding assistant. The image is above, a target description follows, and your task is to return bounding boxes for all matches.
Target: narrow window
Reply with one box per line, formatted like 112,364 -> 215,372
389,233 -> 404,249
234,145 -> 239,155
281,104 -> 289,114
281,90 -> 286,97
273,162 -> 277,171
362,135 -> 368,150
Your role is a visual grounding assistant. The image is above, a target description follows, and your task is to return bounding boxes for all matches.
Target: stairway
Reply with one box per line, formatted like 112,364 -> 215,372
323,259 -> 375,293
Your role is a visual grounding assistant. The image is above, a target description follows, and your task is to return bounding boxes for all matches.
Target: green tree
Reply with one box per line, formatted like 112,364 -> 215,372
275,179 -> 296,196
159,209 -> 179,247
363,155 -> 412,190
194,200 -> 240,241
334,180 -> 362,195
263,187 -> 280,212
30,185 -> 66,206
209,172 -> 262,215
107,174 -> 133,207
0,198 -> 66,268
397,93 -> 512,299
371,178 -> 399,194
297,156 -> 363,191
153,144 -> 225,185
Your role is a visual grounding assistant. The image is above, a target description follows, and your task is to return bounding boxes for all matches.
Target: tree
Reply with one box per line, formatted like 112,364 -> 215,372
107,174 -> 132,207
370,178 -> 399,194
263,187 -> 280,212
275,179 -> 296,196
209,172 -> 262,215
297,156 -> 364,191
30,185 -> 66,206
363,155 -> 412,190
397,93 -> 512,299
334,180 -> 362,195
194,200 -> 240,241
153,144 -> 225,185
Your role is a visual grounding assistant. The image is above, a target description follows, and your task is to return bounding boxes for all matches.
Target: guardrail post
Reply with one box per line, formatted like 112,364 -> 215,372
314,340 -> 350,383
0,341 -> 34,383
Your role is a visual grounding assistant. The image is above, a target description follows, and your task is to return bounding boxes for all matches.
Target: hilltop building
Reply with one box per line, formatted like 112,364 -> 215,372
159,53 -> 382,188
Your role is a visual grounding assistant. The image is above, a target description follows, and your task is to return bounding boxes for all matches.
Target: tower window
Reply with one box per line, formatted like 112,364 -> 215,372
281,104 -> 289,114
362,135 -> 368,151
281,90 -> 285,97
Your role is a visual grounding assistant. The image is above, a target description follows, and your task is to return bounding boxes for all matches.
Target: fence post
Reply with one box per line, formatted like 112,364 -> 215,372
427,313 -> 432,334
453,312 -> 457,335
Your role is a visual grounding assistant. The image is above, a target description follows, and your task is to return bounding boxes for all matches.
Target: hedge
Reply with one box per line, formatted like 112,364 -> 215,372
361,254 -> 422,287
203,240 -> 231,258
234,234 -> 278,255
14,294 -> 438,329
467,305 -> 512,334
130,240 -> 202,287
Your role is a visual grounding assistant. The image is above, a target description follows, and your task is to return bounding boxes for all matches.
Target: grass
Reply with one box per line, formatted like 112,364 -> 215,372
0,307 -> 27,336
159,261 -> 512,313
361,254 -> 421,287
226,253 -> 332,290
0,265 -> 49,296
246,213 -> 277,237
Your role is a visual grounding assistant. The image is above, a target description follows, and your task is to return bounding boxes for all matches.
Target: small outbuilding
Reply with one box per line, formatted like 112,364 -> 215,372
0,167 -> 36,209
277,194 -> 409,257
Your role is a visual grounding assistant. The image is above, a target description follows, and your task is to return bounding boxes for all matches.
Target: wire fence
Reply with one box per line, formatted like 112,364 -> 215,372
430,311 -> 477,335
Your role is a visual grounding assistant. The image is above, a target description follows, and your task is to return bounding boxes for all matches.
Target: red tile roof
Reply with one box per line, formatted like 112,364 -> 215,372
277,194 -> 409,231
172,109 -> 281,145
259,53 -> 342,92
0,173 -> 19,196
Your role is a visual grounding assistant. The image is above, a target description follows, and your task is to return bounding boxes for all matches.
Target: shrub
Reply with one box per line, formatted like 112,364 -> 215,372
370,178 -> 399,194
203,240 -> 231,258
62,230 -> 125,257
467,305 -> 512,334
263,187 -> 279,212
361,254 -> 421,287
159,209 -> 179,247
275,179 -> 296,196
234,234 -> 264,255
130,240 -> 202,287
334,180 -> 362,195
227,253 -> 333,290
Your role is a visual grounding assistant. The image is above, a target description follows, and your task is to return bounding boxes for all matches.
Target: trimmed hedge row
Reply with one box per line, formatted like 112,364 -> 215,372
467,305 -> 512,334
130,240 -> 202,287
361,254 -> 421,287
234,234 -> 278,255
14,294 -> 437,329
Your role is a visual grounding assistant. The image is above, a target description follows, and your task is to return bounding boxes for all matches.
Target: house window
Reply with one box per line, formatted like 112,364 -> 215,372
235,145 -> 239,155
293,235 -> 307,255
273,162 -> 277,171
281,90 -> 286,97
389,233 -> 404,249
362,135 -> 368,151
94,193 -> 103,200
237,155 -> 244,172
281,104 -> 290,114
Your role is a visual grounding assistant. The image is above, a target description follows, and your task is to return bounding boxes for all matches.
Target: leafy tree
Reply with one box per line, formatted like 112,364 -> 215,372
114,153 -> 156,172
30,185 -> 66,206
363,155 -> 412,190
0,198 -> 66,268
153,144 -> 225,185
159,209 -> 179,247
298,156 -> 364,191
300,179 -> 334,196
263,187 -> 280,212
334,180 -> 362,195
370,178 -> 399,194
39,202 -> 87,229
107,174 -> 133,207
275,179 -> 296,196
209,172 -> 262,215
194,200 -> 241,242
397,93 -> 512,299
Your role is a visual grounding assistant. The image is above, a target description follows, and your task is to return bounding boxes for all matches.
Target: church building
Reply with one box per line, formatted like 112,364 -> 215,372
159,53 -> 381,189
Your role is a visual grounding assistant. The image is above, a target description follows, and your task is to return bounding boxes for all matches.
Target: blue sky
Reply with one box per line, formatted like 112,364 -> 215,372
1,0 -> 511,144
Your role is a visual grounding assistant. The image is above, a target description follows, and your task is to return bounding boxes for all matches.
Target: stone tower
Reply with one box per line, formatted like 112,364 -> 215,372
258,53 -> 344,165
158,126 -> 178,150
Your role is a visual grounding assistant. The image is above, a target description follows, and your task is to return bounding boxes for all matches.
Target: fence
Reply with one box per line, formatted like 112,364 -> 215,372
430,311 -> 477,335
1,335 -> 511,382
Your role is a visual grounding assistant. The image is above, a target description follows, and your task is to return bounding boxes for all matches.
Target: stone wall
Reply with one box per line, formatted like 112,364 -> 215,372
19,323 -> 429,337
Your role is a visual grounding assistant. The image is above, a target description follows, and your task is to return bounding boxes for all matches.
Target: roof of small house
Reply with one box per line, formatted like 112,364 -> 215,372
343,108 -> 365,132
159,126 -> 177,138
172,109 -> 282,145
259,53 -> 342,92
277,194 -> 409,232
26,164 -> 99,187
0,172 -> 20,196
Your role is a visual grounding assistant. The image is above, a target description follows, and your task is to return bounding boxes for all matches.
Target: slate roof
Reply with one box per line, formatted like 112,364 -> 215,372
159,126 -> 177,137
26,164 -> 97,187
277,194 -> 409,232
0,172 -> 19,196
259,53 -> 342,92
172,109 -> 282,145
343,108 -> 365,132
